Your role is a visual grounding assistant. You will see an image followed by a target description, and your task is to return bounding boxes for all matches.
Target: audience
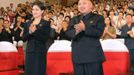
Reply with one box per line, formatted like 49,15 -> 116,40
0,0 -> 133,47
0,0 -> 133,74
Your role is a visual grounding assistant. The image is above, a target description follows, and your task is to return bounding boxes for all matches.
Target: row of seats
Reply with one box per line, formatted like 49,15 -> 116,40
0,42 -> 19,75
0,39 -> 130,75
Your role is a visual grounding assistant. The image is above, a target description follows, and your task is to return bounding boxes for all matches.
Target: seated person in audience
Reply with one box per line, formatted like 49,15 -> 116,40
119,14 -> 134,73
102,10 -> 108,18
0,20 -> 14,43
57,13 -> 64,28
57,20 -> 71,41
14,16 -> 24,42
49,18 -> 58,39
64,16 -> 71,23
109,9 -> 117,26
3,13 -> 10,22
45,18 -> 57,49
8,10 -> 15,24
101,17 -> 116,40
115,11 -> 126,34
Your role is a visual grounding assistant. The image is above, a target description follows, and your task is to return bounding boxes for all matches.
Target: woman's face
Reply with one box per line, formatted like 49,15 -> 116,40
32,5 -> 44,18
78,0 -> 93,14
105,17 -> 110,26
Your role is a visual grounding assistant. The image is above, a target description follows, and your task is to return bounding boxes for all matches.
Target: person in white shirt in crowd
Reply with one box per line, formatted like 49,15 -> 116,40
114,11 -> 126,34
109,9 -> 118,26
56,13 -> 64,32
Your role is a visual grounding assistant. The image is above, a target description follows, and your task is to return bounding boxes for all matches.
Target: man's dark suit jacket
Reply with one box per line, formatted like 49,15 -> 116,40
23,19 -> 50,53
66,12 -> 106,64
120,23 -> 134,50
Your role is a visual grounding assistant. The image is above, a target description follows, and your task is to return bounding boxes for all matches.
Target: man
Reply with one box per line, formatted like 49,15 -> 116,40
0,20 -> 14,43
120,14 -> 134,73
66,0 -> 106,75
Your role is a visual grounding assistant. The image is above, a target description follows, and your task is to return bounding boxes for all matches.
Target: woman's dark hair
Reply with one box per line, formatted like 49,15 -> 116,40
105,17 -> 113,26
32,1 -> 46,10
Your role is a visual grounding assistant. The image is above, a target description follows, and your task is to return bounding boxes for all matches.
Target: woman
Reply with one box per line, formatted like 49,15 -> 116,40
66,0 -> 105,75
23,1 -> 50,75
101,17 -> 116,40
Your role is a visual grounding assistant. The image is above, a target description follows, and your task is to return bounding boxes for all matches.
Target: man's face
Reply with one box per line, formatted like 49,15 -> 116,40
126,15 -> 132,24
4,21 -> 10,28
78,0 -> 93,14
